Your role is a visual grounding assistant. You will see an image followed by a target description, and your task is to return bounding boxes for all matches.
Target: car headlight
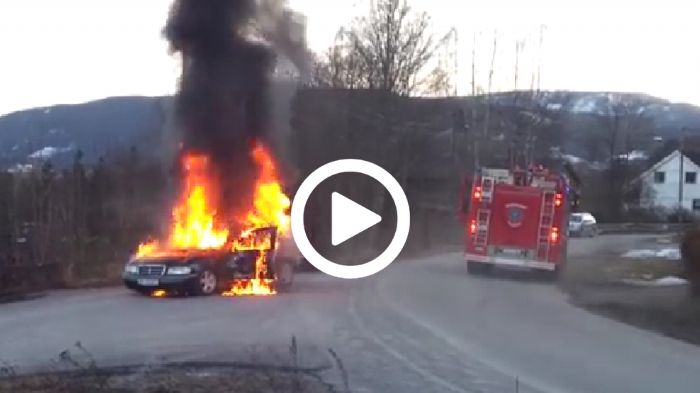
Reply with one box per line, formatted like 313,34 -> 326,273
125,264 -> 139,274
167,266 -> 193,275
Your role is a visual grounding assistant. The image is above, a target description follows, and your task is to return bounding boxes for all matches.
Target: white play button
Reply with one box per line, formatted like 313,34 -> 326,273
291,159 -> 410,279
331,192 -> 382,246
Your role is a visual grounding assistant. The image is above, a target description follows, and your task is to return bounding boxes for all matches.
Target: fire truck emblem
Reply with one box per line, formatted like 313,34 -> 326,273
505,203 -> 527,228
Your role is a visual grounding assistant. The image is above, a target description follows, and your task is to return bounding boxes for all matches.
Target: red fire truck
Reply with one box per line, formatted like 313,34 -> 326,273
463,167 -> 571,276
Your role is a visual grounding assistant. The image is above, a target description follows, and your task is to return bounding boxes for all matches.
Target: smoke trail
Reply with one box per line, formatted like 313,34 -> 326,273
164,0 -> 274,228
256,0 -> 311,79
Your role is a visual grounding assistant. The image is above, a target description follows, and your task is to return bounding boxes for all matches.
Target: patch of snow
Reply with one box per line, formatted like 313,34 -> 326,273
627,150 -> 648,161
11,144 -> 19,151
622,248 -> 681,261
7,164 -> 33,174
571,97 -> 598,113
616,150 -> 649,161
43,108 -> 51,114
28,146 -> 74,160
562,154 -> 585,164
48,128 -> 59,135
621,276 -> 688,287
654,276 -> 688,286
546,103 -> 562,111
622,249 -> 658,259
656,248 -> 681,261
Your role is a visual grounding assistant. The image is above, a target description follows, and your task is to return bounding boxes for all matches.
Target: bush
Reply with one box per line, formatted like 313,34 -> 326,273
667,208 -> 697,224
621,207 -> 665,223
681,228 -> 700,297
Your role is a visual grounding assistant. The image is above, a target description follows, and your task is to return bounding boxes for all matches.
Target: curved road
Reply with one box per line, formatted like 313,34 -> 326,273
1,235 -> 699,392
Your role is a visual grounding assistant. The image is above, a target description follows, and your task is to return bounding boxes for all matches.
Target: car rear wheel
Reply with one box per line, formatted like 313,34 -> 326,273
196,270 -> 218,296
589,226 -> 599,237
275,260 -> 295,292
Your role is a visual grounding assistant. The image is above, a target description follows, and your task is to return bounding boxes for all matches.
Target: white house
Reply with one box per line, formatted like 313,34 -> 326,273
635,150 -> 700,213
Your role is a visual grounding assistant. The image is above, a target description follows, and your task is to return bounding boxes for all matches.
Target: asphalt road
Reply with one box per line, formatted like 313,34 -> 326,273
1,235 -> 699,392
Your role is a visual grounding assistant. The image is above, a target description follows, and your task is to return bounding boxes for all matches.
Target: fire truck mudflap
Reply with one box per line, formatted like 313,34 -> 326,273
463,167 -> 569,274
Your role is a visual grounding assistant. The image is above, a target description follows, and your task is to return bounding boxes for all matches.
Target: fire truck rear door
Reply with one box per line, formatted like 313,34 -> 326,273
488,184 -> 542,257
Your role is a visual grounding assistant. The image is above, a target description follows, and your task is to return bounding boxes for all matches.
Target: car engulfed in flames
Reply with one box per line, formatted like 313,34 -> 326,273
123,143 -> 298,297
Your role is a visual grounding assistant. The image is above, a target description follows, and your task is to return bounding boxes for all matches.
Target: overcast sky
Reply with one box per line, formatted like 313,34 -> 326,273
1,0 -> 699,116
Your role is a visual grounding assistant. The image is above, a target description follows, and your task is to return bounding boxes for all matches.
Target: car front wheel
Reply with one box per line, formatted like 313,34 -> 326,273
195,270 -> 218,296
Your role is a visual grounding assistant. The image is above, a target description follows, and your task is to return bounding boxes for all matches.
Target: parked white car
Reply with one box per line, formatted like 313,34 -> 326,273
569,212 -> 598,237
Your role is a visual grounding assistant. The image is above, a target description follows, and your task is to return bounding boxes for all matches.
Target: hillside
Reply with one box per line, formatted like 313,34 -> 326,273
0,96 -> 169,169
1,91 -> 700,170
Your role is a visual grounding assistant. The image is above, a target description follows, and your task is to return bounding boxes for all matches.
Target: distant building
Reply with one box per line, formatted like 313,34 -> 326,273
632,150 -> 700,213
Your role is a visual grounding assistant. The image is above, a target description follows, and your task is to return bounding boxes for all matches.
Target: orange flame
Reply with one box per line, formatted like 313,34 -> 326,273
135,142 -> 290,297
135,241 -> 159,258
244,144 -> 291,236
151,290 -> 168,298
135,154 -> 229,258
223,144 -> 290,296
169,155 -> 229,250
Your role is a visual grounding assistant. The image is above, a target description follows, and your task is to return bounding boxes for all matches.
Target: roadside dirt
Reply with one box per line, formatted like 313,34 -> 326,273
0,365 -> 335,393
563,254 -> 700,346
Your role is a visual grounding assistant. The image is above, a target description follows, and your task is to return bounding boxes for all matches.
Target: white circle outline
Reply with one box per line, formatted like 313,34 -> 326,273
291,159 -> 410,280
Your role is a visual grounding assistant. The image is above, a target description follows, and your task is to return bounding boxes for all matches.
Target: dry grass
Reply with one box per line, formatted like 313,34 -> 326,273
563,256 -> 683,288
0,340 -> 339,393
563,255 -> 700,346
0,367 -> 334,393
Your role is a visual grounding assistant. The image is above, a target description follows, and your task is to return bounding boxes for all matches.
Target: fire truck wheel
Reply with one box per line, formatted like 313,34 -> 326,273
275,260 -> 295,292
541,267 -> 561,281
467,261 -> 493,275
195,270 -> 219,296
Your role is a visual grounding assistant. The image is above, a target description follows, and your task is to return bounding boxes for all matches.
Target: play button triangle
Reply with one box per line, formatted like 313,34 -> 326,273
331,192 -> 382,246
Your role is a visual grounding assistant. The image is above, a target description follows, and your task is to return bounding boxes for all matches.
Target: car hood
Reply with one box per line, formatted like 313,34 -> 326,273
130,252 -> 227,266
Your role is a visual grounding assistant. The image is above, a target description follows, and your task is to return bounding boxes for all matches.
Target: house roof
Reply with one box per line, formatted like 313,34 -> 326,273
685,151 -> 700,167
632,150 -> 700,186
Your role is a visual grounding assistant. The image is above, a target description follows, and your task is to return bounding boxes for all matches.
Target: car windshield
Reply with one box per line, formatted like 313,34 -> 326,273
2,1 -> 699,393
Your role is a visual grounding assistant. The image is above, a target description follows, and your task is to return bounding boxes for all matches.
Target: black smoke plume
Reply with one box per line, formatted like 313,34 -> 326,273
164,0 -> 274,228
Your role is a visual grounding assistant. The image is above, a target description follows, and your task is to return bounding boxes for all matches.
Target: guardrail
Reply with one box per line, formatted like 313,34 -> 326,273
597,223 -> 695,234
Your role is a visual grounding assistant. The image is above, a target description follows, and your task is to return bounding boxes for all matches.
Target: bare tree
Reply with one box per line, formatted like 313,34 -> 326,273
313,0 -> 445,96
597,95 -> 654,220
481,31 -> 498,148
311,29 -> 369,89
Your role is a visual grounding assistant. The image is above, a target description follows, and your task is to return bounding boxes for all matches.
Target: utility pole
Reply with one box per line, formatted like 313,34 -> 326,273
471,32 -> 479,170
678,128 -> 686,222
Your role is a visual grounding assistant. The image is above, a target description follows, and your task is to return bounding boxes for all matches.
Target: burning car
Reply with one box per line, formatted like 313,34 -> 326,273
124,0 -> 303,297
124,145 -> 298,297
123,227 -> 297,296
